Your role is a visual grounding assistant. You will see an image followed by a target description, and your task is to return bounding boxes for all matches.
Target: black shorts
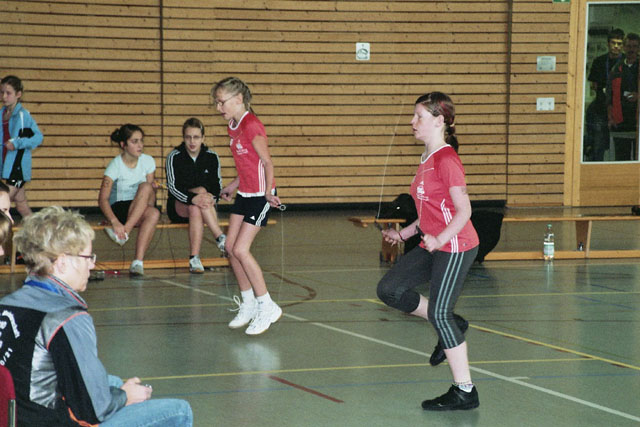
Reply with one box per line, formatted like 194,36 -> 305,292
166,197 -> 189,224
111,200 -> 132,224
231,194 -> 271,227
5,179 -> 24,189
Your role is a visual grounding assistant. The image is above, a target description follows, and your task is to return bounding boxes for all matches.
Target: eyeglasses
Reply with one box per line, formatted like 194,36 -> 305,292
214,94 -> 235,107
67,253 -> 97,263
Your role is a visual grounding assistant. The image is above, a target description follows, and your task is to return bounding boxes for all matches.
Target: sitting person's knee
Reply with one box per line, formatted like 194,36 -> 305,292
187,204 -> 202,217
145,206 -> 160,223
165,399 -> 193,423
136,182 -> 154,197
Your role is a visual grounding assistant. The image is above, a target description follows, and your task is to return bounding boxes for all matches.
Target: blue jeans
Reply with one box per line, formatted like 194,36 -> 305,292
101,376 -> 193,427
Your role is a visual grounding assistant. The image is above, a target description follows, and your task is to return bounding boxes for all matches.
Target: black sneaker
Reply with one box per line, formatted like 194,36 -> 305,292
422,385 -> 479,411
429,314 -> 469,366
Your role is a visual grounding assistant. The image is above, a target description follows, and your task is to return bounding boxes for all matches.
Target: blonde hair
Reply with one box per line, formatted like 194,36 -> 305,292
0,211 -> 11,250
212,77 -> 253,112
13,206 -> 95,276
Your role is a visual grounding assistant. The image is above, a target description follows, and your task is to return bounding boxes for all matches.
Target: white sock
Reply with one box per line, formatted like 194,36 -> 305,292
455,383 -> 474,393
256,292 -> 273,305
241,289 -> 255,303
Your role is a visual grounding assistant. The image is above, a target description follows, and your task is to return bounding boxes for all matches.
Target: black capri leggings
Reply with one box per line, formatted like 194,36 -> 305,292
376,245 -> 477,349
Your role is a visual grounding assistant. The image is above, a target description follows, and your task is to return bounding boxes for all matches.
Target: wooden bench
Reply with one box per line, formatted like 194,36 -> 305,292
348,217 -> 407,263
486,215 -> 640,260
2,218 -> 276,274
349,214 -> 640,261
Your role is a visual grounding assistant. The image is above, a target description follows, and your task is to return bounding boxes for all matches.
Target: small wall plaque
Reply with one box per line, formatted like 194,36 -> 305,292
356,43 -> 370,61
537,56 -> 556,72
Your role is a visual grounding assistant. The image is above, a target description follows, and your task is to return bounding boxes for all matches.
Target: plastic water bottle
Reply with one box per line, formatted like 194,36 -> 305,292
543,223 -> 554,261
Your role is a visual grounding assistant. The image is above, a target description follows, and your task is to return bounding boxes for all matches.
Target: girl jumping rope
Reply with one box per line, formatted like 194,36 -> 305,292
212,77 -> 283,336
376,92 -> 480,411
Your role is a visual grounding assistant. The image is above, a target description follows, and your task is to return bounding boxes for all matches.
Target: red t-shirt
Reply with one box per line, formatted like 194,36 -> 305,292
409,145 -> 479,253
2,119 -> 9,162
228,111 -> 275,196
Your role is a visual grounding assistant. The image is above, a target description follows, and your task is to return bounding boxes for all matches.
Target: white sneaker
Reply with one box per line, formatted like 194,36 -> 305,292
105,227 -> 128,246
216,234 -> 227,252
189,255 -> 205,274
245,301 -> 282,336
129,259 -> 144,276
228,295 -> 258,329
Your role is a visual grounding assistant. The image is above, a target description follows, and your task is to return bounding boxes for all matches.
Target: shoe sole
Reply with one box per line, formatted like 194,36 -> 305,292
422,401 -> 479,411
190,269 -> 204,274
229,320 -> 253,329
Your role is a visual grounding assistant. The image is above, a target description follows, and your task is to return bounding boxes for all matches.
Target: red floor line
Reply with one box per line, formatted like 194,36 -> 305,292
268,375 -> 344,403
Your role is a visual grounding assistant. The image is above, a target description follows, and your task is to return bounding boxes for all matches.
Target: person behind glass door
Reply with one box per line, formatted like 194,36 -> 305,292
607,33 -> 640,161
585,28 -> 624,161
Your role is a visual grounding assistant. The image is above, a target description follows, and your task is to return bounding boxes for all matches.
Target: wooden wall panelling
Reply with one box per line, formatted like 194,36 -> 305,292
0,0 -> 162,207
209,0 -> 510,205
0,0 -> 576,207
507,0 -> 571,205
160,2 -> 217,211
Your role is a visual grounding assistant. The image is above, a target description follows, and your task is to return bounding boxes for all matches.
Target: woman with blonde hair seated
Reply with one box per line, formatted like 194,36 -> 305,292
0,206 -> 192,426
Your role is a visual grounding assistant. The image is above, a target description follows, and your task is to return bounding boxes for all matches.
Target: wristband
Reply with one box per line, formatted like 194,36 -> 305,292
398,230 -> 406,242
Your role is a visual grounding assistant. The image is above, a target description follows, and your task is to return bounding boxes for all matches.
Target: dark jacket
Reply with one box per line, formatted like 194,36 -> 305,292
0,276 -> 127,426
165,142 -> 222,205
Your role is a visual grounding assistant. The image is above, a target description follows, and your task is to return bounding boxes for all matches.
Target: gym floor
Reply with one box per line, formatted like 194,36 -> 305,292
1,208 -> 639,426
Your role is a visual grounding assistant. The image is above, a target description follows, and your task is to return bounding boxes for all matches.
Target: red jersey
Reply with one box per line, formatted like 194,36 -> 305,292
2,119 -> 9,162
228,111 -> 275,196
409,145 -> 479,253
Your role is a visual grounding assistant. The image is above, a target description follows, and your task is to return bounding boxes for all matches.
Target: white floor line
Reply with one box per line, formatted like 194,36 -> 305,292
163,279 -> 640,422
161,279 -> 218,297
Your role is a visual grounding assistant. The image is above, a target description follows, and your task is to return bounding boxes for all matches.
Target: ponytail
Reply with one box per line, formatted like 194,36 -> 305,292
445,125 -> 459,153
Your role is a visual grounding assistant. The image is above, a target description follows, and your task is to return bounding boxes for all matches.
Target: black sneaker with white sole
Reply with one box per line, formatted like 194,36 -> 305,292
421,385 -> 479,411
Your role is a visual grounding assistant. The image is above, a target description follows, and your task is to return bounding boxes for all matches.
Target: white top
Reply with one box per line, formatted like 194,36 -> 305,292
104,153 -> 156,205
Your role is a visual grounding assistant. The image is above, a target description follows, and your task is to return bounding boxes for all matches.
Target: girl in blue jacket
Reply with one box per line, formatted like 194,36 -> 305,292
0,75 -> 43,218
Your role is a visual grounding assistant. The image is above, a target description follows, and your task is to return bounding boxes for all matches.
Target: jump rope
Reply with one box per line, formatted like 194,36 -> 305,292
373,89 -> 427,241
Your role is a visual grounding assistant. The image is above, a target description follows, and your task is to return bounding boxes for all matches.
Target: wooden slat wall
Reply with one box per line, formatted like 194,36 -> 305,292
508,0 -> 571,205
0,0 -> 572,208
0,0 -> 162,207
209,0 -> 510,204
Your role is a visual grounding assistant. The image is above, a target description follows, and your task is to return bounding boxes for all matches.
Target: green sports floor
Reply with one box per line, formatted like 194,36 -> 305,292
1,208 -> 639,427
